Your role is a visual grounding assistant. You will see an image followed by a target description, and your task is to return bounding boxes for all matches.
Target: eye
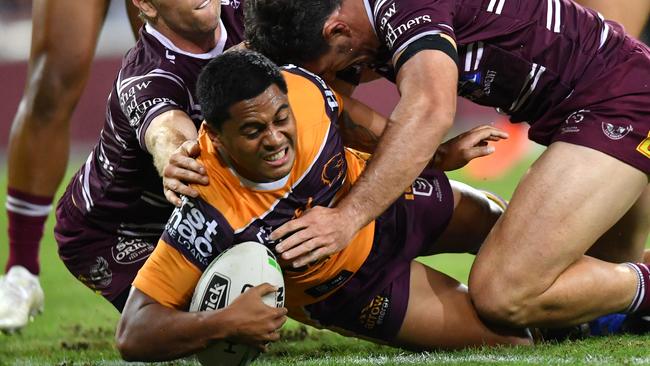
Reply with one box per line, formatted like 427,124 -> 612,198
242,128 -> 262,140
274,116 -> 289,126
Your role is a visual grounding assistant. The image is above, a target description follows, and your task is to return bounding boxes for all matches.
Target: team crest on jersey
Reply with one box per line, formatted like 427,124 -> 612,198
321,152 -> 345,186
88,256 -> 113,289
602,122 -> 633,140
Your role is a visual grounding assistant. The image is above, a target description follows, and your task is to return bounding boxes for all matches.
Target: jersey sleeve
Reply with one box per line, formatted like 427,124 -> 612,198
116,69 -> 191,150
134,195 -> 235,309
371,0 -> 458,70
133,240 -> 202,309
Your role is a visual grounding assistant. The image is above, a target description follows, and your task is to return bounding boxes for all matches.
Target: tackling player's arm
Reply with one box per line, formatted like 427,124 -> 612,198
116,282 -> 284,361
273,47 -> 459,267
144,111 -> 209,206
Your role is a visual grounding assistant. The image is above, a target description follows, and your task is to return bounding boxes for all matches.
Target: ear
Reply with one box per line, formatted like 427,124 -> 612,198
203,122 -> 224,148
132,0 -> 158,20
322,12 -> 351,45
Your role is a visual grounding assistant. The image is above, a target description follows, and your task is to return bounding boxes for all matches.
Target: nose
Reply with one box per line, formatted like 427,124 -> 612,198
263,125 -> 285,149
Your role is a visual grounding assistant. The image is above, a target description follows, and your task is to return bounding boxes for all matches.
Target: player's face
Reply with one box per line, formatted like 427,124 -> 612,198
215,84 -> 297,183
303,38 -> 376,76
152,0 -> 221,35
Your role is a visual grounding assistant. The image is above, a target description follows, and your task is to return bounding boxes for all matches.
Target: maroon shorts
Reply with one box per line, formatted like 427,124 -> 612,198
303,168 -> 454,341
54,193 -> 157,311
529,37 -> 650,174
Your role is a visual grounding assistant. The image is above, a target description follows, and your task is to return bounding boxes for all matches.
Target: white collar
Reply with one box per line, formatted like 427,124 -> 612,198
217,147 -> 290,191
145,21 -> 228,59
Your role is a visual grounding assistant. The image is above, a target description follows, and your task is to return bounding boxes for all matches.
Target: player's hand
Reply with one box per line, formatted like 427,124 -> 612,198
222,283 -> 288,351
162,140 -> 209,207
433,124 -> 508,171
271,206 -> 358,268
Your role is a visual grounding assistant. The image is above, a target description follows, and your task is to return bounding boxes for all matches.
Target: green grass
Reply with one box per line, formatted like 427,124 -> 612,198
1,151 -> 650,365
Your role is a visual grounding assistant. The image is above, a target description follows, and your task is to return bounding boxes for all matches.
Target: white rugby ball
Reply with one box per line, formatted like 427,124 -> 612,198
189,241 -> 285,366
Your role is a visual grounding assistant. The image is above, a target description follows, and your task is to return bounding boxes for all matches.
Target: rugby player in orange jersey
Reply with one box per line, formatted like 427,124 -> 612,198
1,0 -> 142,332
116,50 -> 530,362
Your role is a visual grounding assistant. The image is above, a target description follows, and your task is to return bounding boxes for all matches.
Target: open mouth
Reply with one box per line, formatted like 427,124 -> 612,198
263,147 -> 290,166
196,0 -> 211,10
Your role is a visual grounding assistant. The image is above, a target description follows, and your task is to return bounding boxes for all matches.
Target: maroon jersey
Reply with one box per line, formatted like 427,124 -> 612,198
366,0 -> 623,124
65,3 -> 244,237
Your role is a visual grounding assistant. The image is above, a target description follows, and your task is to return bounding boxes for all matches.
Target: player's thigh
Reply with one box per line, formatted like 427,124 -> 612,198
395,261 -> 530,349
30,0 -> 110,86
432,180 -> 501,255
587,185 -> 650,263
471,142 -> 648,296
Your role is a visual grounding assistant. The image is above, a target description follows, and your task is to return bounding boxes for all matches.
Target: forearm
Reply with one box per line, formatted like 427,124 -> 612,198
116,294 -> 231,361
338,101 -> 453,227
145,110 -> 199,176
339,96 -> 386,153
336,51 -> 457,228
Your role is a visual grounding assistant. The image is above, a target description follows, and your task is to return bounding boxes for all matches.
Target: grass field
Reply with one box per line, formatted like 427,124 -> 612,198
1,151 -> 650,365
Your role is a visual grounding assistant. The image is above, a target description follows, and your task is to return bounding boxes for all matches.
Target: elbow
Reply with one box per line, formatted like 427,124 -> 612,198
115,319 -> 144,362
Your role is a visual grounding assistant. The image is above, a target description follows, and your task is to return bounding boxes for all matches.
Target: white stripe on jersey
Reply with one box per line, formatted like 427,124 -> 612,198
546,0 -> 553,31
487,0 -> 505,15
474,42 -> 484,70
81,152 -> 95,211
373,0 -> 389,19
495,0 -> 505,15
546,0 -> 562,33
106,99 -> 127,149
553,0 -> 561,33
464,43 -> 474,72
597,13 -> 610,49
135,101 -> 179,142
363,0 -> 377,35
510,63 -> 546,112
5,197 -> 52,217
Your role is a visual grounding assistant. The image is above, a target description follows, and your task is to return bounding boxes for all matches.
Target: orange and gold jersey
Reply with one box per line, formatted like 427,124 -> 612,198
134,66 -> 374,312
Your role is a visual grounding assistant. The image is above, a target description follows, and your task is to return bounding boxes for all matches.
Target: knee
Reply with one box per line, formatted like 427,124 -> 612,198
25,53 -> 93,118
469,272 -> 538,328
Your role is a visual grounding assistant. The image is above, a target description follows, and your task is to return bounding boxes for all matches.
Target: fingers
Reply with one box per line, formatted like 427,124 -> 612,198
164,188 -> 182,207
271,219 -> 308,248
253,283 -> 279,296
463,145 -> 496,160
181,139 -> 202,158
292,246 -> 331,268
166,156 -> 208,185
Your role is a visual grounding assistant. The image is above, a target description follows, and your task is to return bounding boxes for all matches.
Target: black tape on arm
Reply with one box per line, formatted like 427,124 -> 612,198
394,35 -> 459,75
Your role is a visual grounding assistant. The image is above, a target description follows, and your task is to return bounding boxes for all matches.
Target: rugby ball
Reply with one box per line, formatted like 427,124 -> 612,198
189,241 -> 285,366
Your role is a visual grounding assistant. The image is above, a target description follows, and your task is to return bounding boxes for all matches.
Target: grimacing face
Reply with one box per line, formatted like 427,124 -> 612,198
211,84 -> 297,183
149,0 -> 221,36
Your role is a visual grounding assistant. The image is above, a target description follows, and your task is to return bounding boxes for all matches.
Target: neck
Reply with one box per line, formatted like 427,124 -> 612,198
148,22 -> 220,54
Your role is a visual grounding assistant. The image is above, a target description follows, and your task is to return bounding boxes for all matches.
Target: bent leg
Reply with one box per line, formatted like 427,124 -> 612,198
432,180 -> 504,254
587,186 -> 650,263
469,142 -> 649,328
395,261 -> 531,349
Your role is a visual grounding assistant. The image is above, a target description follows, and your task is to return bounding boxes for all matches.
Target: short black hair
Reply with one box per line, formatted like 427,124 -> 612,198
245,0 -> 341,65
196,50 -> 288,130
